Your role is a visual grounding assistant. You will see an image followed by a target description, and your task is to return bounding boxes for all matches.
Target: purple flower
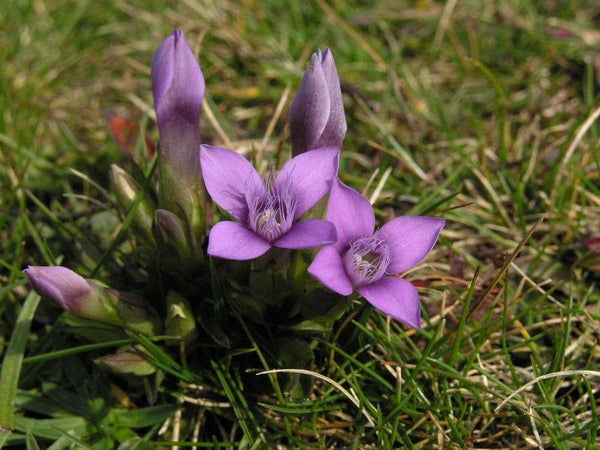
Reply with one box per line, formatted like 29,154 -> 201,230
200,145 -> 339,260
289,49 -> 346,156
308,180 -> 445,328
152,29 -> 205,183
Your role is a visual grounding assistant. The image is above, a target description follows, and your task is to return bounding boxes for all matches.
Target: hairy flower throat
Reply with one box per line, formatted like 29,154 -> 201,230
342,235 -> 391,286
247,173 -> 296,242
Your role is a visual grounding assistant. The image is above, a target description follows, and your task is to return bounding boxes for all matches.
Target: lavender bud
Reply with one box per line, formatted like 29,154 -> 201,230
289,49 -> 346,156
152,29 -> 205,185
24,266 -> 162,335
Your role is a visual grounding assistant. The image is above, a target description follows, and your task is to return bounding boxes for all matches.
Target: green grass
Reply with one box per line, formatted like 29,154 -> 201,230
2,0 -> 600,447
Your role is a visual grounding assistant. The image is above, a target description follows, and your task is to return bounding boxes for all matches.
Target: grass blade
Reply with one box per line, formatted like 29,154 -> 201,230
0,292 -> 41,447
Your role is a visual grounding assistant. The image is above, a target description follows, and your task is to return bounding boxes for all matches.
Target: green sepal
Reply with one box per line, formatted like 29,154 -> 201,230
249,265 -> 290,306
67,280 -> 162,336
165,290 -> 197,343
157,155 -> 206,243
62,314 -> 128,342
153,209 -> 203,275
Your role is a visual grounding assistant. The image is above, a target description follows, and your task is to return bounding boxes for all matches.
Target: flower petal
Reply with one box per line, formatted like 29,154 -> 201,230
274,219 -> 337,250
289,51 -> 331,156
377,216 -> 445,274
200,145 -> 266,221
316,49 -> 346,150
327,179 -> 375,252
357,277 -> 421,328
308,246 -> 353,296
207,221 -> 271,260
275,147 -> 339,219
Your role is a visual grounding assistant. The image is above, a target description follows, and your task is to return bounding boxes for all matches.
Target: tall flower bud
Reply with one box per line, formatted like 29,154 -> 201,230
152,29 -> 204,185
152,30 -> 206,238
24,266 -> 162,336
289,49 -> 346,156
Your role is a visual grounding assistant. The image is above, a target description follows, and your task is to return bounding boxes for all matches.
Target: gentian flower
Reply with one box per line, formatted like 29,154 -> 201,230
289,49 -> 346,156
308,180 -> 445,328
200,145 -> 339,260
152,29 -> 205,185
24,266 -> 162,335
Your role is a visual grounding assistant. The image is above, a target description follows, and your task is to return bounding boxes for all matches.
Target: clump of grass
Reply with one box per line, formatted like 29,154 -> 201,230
1,0 -> 599,447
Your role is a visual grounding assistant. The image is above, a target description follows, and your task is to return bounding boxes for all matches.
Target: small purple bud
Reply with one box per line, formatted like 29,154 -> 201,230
152,29 -> 205,184
153,209 -> 203,270
289,49 -> 346,156
154,209 -> 188,248
24,266 -> 162,335
24,266 -> 91,313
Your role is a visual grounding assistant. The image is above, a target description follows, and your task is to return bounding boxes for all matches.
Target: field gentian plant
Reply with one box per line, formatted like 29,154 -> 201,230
309,179 -> 445,328
22,30 -> 448,434
200,145 -> 339,260
289,49 -> 346,156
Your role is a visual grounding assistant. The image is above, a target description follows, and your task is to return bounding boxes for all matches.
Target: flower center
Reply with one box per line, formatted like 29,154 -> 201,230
342,235 -> 391,287
247,172 -> 296,242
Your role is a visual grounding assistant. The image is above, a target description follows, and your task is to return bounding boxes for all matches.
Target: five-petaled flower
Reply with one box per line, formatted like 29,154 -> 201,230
200,145 -> 340,260
308,179 -> 445,328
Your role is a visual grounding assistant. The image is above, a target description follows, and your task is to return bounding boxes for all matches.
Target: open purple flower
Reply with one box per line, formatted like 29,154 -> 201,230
289,49 -> 346,156
308,180 -> 445,328
152,29 -> 205,184
200,145 -> 339,260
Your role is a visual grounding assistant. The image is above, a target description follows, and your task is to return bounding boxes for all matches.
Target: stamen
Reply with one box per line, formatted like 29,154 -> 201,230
342,235 -> 391,287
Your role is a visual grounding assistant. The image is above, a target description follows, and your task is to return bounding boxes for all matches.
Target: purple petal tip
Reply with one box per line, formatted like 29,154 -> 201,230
24,266 -> 91,312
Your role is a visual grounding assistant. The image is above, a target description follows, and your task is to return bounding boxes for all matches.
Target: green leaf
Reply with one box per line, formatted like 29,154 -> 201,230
111,405 -> 177,429
13,415 -> 90,440
0,291 -> 41,444
117,437 -> 155,450
25,430 -> 40,450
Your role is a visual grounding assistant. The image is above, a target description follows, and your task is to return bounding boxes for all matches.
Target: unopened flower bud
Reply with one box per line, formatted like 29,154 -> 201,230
289,49 -> 346,156
110,164 -> 156,245
165,290 -> 197,343
151,30 -> 208,240
153,209 -> 204,275
152,29 -> 205,185
24,266 -> 162,335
